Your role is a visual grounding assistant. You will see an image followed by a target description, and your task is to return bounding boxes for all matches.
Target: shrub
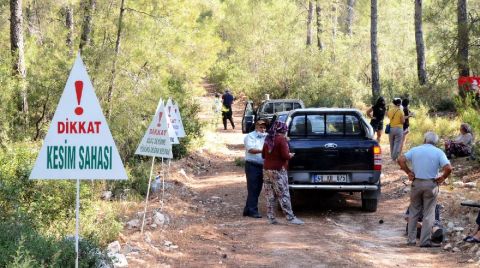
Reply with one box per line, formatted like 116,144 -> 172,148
408,105 -> 460,148
110,159 -> 151,199
456,95 -> 480,135
0,142 -> 123,251
234,157 -> 245,167
166,76 -> 205,158
0,221 -> 112,267
81,201 -> 123,246
0,142 -> 80,230
435,98 -> 457,112
460,107 -> 480,135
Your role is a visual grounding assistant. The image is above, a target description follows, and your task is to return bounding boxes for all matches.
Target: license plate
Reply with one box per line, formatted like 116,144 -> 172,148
312,174 -> 349,183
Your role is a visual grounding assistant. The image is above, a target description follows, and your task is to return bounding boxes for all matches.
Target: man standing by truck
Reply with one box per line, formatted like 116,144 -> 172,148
243,119 -> 267,218
397,131 -> 452,247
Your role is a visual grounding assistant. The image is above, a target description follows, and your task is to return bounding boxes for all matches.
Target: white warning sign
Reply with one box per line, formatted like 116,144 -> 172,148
29,54 -> 128,180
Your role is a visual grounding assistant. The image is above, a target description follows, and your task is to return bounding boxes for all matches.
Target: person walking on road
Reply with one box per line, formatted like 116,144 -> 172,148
387,98 -> 405,161
400,98 -> 414,154
243,119 -> 268,218
212,92 -> 222,127
262,121 -> 304,225
397,131 -> 452,247
222,89 -> 235,130
366,96 -> 386,142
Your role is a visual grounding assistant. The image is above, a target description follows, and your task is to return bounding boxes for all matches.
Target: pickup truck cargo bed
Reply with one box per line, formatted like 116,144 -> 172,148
285,108 -> 382,212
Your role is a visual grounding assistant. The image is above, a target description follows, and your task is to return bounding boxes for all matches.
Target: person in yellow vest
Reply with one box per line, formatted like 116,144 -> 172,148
387,98 -> 405,161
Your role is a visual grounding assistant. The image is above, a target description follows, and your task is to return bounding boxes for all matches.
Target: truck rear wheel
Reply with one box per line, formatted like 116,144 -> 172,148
361,198 -> 378,212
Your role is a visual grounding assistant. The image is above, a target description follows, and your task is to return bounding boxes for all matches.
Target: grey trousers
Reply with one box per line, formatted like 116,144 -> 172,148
408,179 -> 439,246
389,127 -> 403,160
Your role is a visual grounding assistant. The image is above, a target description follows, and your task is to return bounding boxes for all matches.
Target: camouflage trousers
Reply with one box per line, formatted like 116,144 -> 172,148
263,169 -> 295,221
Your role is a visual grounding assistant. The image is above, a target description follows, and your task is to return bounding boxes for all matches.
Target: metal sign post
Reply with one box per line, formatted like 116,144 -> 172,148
75,179 -> 80,268
141,156 -> 156,234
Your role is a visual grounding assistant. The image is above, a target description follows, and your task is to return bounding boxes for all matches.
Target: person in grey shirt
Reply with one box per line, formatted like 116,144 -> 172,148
398,131 -> 452,247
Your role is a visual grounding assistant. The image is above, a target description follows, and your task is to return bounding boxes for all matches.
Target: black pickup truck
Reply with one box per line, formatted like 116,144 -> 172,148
286,108 -> 382,212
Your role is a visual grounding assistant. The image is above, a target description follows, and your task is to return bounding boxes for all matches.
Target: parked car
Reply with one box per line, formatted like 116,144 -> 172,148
241,99 -> 305,133
285,108 -> 381,212
272,111 -> 290,124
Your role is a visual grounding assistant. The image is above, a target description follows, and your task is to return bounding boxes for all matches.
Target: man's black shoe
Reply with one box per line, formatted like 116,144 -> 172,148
420,242 -> 441,248
243,211 -> 262,218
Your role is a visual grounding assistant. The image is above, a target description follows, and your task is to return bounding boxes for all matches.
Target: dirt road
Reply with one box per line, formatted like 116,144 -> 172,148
124,96 -> 477,267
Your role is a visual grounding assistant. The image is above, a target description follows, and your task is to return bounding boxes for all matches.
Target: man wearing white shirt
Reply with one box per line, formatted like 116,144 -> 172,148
398,131 -> 452,247
243,120 -> 267,218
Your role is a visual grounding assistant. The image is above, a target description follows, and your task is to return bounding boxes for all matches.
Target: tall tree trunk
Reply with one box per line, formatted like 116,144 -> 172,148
25,0 -> 42,40
65,5 -> 74,56
10,0 -> 26,78
457,0 -> 469,77
346,0 -> 355,36
10,0 -> 28,123
315,0 -> 324,50
106,0 -> 126,118
25,1 -> 36,36
414,0 -> 427,85
331,1 -> 338,41
331,0 -> 338,60
370,0 -> 380,99
79,0 -> 96,52
306,1 -> 313,46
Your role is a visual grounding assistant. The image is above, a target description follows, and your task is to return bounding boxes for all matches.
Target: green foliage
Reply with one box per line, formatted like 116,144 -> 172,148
209,0 -> 480,110
456,95 -> 480,150
166,77 -> 205,158
111,159 -> 151,199
5,239 -> 38,268
0,0 -> 222,156
80,201 -> 123,246
408,105 -> 460,147
0,142 -> 80,232
425,0 -> 480,90
435,98 -> 457,112
0,142 -> 123,246
0,2 -> 222,256
0,221 -> 111,267
234,157 -> 245,167
210,0 -> 423,106
461,107 -> 480,138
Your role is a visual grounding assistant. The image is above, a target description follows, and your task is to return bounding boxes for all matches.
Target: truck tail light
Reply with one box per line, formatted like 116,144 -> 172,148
373,145 -> 382,171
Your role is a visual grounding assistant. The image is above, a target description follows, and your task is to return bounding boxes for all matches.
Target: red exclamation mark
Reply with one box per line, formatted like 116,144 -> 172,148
157,112 -> 163,127
74,81 -> 84,115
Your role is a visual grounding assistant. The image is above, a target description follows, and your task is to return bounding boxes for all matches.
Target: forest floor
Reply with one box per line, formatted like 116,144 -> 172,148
118,91 -> 480,267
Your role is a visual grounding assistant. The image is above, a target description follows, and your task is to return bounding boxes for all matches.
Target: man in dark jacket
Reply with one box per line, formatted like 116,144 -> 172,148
222,89 -> 235,130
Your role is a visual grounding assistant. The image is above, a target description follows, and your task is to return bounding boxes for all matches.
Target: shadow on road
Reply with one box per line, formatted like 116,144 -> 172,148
291,190 -> 363,214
